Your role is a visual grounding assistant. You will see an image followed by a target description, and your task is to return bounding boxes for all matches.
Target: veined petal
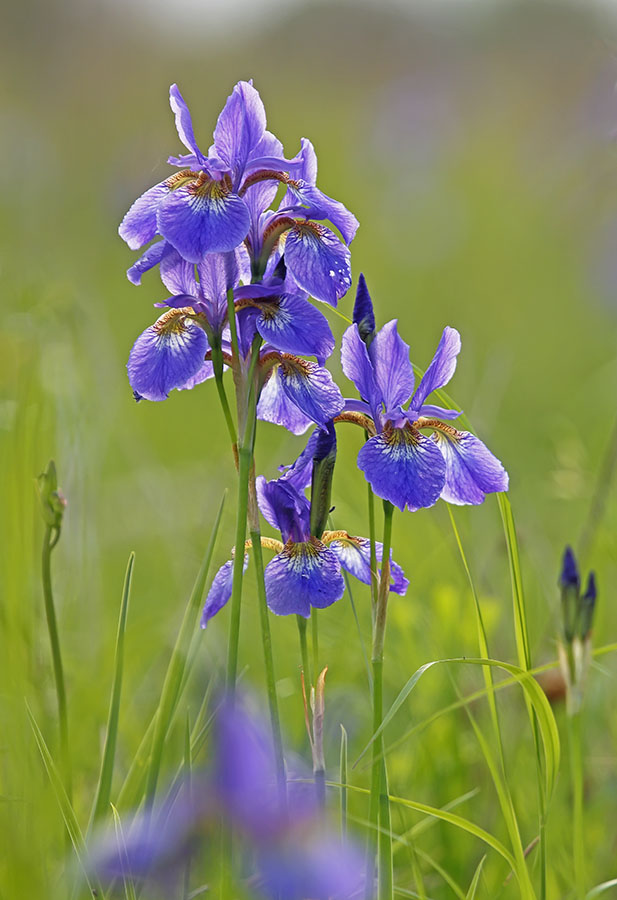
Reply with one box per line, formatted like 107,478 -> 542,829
277,429 -> 321,490
284,222 -> 351,306
353,273 -> 376,343
157,179 -> 250,262
278,356 -> 344,427
119,180 -> 170,250
198,247 -> 248,329
160,245 -> 197,295
357,426 -> 446,512
255,294 -> 335,359
255,477 -> 311,543
284,180 -> 359,245
433,430 -> 508,505
328,535 -> 409,595
411,326 -> 461,412
213,81 -> 267,186
416,403 -> 461,421
200,555 -> 249,627
369,320 -> 414,412
264,540 -> 344,617
257,366 -> 313,435
127,239 -> 168,285
169,84 -> 207,167
341,324 -> 381,414
177,359 -> 215,389
127,308 -> 208,402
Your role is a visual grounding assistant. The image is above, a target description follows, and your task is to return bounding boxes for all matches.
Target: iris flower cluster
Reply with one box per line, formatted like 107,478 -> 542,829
120,81 -> 357,431
202,424 -> 408,623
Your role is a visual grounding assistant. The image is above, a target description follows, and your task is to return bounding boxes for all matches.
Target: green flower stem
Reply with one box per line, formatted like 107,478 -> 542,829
568,708 -> 585,899
247,475 -> 287,809
366,500 -> 394,900
41,524 -> 72,801
365,439 -> 378,612
311,607 -> 319,678
297,615 -> 311,684
210,336 -> 237,448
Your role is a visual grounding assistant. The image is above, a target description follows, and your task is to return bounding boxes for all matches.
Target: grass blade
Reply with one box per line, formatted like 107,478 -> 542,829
110,803 -> 137,900
465,856 -> 486,899
143,492 -> 225,806
340,724 -> 348,840
27,703 -> 103,898
90,552 -> 135,827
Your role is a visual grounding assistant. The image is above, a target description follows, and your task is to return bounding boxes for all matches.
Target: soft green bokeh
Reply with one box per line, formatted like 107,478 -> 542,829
1,2 -> 617,897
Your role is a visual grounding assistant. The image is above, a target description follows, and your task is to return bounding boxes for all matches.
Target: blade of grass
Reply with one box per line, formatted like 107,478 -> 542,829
110,803 -> 137,900
415,847 -> 466,900
354,656 -> 559,806
466,856 -> 486,900
144,493 -> 225,806
27,703 -> 104,898
586,879 -> 617,898
328,779 -> 517,874
90,552 -> 135,828
340,724 -> 348,840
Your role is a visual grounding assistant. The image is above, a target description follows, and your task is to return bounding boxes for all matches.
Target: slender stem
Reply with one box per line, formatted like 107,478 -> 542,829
210,337 -> 237,448
311,607 -> 319,678
297,616 -> 311,685
568,709 -> 585,899
225,447 -> 251,698
366,500 -> 394,900
366,443 -> 378,612
248,500 -> 287,808
41,525 -> 72,801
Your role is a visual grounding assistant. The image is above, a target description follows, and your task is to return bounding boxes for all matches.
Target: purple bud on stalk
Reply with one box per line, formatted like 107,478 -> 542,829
352,273 -> 376,347
559,545 -> 580,643
578,571 -> 597,640
309,421 -> 337,538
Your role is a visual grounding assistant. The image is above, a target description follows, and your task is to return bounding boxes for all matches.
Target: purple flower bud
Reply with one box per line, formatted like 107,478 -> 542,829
578,571 -> 597,640
353,273 -> 376,346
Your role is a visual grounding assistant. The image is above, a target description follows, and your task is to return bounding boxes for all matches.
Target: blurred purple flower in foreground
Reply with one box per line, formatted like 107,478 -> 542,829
89,699 -> 364,900
341,276 -> 508,511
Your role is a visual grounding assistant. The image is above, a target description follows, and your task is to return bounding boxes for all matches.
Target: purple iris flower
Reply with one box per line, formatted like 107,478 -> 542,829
126,245 -> 343,427
201,427 -> 408,622
119,83 -> 358,307
89,698 -> 364,900
340,279 -> 508,512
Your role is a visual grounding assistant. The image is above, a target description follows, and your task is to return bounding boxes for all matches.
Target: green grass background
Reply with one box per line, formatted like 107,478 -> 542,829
2,1 -> 617,897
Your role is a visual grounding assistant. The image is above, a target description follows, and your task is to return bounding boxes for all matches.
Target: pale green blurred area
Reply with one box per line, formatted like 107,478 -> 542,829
2,1 -> 617,897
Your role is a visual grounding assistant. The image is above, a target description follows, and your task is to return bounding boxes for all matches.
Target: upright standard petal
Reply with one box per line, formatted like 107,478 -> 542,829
119,180 -> 170,250
213,81 -> 267,186
255,294 -> 335,359
127,308 -> 208,402
277,429 -> 321,490
197,247 -> 248,328
284,222 -> 352,306
357,425 -> 446,512
157,179 -> 250,262
169,84 -> 207,167
410,326 -> 461,412
200,555 -> 249,627
264,540 -> 344,617
369,320 -> 414,413
433,430 -> 508,505
328,535 -> 409,595
255,477 -> 310,543
341,324 -> 381,416
257,366 -> 314,435
160,245 -> 197,295
278,356 -> 344,427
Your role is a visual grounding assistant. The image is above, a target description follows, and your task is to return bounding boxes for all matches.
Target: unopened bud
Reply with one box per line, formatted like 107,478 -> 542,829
353,273 -> 376,347
559,545 -> 580,643
309,422 -> 337,539
36,460 -> 67,531
578,572 -> 597,640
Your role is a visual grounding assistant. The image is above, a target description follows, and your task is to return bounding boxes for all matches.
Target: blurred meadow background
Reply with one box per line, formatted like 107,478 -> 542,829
2,0 -> 617,896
